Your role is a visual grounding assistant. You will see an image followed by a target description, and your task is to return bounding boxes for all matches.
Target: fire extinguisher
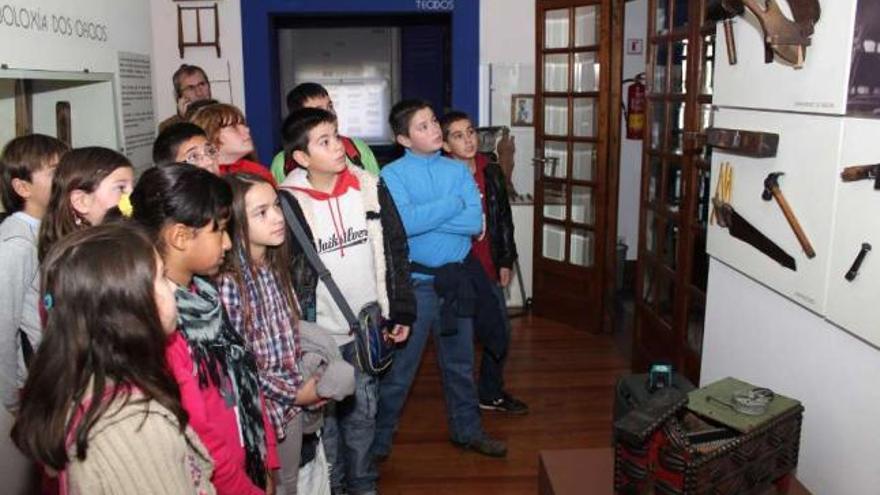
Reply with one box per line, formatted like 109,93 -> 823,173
625,73 -> 646,140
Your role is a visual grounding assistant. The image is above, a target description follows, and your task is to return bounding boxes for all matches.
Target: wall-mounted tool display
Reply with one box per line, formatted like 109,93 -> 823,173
840,163 -> 880,189
713,198 -> 797,271
844,243 -> 871,282
762,172 -> 816,258
706,127 -> 779,157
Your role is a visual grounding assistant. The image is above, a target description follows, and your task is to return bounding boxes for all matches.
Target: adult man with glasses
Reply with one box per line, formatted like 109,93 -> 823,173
159,64 -> 214,132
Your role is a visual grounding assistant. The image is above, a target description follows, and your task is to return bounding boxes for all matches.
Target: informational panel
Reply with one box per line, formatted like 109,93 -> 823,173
713,0 -> 858,115
323,80 -> 392,145
825,118 -> 880,347
118,52 -> 155,172
0,0 -> 152,153
706,108 -> 842,314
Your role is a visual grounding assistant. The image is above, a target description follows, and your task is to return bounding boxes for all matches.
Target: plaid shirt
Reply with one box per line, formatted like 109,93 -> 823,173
219,266 -> 304,439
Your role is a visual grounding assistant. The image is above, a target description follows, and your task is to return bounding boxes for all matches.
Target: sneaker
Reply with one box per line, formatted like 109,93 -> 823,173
453,435 -> 508,457
479,392 -> 529,414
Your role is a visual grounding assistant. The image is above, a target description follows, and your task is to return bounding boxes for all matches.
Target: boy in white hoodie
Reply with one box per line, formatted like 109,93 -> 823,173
279,107 -> 415,495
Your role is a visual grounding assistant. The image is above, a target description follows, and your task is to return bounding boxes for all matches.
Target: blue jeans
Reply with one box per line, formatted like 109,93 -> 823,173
477,284 -> 512,403
322,342 -> 379,494
373,278 -> 484,455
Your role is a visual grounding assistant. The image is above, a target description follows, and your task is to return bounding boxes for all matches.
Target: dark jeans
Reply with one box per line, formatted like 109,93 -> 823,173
373,278 -> 486,455
322,342 -> 379,493
477,283 -> 512,403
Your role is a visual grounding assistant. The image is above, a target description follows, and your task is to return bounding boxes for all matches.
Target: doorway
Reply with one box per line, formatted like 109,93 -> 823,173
240,1 -> 478,164
273,14 -> 452,164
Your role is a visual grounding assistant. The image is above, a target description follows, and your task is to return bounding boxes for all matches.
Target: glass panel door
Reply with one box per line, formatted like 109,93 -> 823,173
533,0 -> 609,329
634,0 -> 715,383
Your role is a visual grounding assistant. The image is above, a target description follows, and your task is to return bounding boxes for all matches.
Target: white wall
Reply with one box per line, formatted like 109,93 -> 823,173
479,0 -> 536,199
149,0 -> 245,121
618,0 -> 647,260
702,260 -> 880,495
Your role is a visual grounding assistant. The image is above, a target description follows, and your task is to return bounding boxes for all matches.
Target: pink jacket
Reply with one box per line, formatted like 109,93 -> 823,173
166,331 -> 279,495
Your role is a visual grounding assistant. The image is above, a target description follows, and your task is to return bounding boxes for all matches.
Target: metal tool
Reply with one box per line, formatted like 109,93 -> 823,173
840,163 -> 880,190
714,198 -> 796,271
845,243 -> 872,282
761,172 -> 815,258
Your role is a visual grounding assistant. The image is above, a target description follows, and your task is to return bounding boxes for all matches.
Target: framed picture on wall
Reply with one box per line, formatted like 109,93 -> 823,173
511,94 -> 534,127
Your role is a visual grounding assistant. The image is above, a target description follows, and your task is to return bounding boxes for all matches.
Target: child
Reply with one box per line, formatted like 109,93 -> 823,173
270,82 -> 381,183
0,134 -> 69,412
189,103 -> 276,185
38,147 -> 135,261
0,134 -> 68,495
375,100 -> 508,458
441,111 -> 528,415
279,107 -> 415,495
131,164 -> 278,495
153,122 -> 220,174
11,223 -> 215,494
218,172 -> 354,494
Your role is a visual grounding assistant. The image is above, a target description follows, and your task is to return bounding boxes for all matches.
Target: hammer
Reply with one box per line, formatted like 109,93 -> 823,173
762,172 -> 815,258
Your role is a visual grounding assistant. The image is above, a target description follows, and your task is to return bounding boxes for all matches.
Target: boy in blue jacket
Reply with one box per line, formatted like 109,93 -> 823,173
374,99 -> 507,459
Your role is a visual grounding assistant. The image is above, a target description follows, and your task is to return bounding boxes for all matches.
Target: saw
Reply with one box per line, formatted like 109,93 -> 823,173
713,198 -> 796,271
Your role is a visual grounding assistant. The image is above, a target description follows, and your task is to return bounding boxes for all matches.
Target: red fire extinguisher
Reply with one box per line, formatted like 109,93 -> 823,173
625,73 -> 646,140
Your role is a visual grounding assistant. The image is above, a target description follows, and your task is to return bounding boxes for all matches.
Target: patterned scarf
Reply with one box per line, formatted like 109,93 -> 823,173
175,276 -> 268,488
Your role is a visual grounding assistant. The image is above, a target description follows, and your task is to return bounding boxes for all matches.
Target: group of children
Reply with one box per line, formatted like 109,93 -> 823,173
0,80 -> 523,495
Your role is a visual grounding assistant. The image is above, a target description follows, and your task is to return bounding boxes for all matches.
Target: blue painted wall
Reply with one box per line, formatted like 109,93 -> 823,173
240,0 -> 479,162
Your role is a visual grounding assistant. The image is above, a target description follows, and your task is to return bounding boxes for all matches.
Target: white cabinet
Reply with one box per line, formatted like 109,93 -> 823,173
706,107 -> 842,314
824,118 -> 880,347
713,0 -> 857,115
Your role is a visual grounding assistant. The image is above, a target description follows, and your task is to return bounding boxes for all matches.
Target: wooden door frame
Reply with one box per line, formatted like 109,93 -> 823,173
531,0 -> 625,333
632,0 -> 715,383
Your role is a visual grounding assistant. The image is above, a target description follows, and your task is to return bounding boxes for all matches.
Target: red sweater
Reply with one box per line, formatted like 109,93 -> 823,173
471,154 -> 498,282
220,158 -> 277,186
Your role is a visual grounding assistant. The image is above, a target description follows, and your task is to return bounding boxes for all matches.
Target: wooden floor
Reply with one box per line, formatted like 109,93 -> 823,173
378,315 -> 630,494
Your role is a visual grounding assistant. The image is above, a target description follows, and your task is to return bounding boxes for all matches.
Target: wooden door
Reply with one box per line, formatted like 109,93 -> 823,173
633,0 -> 715,383
532,0 -> 616,331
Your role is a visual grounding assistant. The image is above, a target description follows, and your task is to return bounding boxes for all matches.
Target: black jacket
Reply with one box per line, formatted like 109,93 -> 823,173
482,160 -> 518,272
278,180 -> 416,328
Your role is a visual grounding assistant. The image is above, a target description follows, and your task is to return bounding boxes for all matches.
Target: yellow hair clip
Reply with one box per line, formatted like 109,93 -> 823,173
118,193 -> 133,218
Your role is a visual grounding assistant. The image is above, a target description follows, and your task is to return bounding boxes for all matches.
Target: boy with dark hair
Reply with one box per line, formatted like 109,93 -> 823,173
152,122 -> 220,174
375,100 -> 508,459
440,110 -> 528,415
271,82 -> 380,182
279,107 -> 415,495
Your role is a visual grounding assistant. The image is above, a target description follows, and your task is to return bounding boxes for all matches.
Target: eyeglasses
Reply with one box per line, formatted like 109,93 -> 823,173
184,144 -> 218,165
180,80 -> 209,94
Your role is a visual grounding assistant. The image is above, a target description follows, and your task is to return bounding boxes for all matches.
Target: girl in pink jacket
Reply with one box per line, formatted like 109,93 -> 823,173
132,163 -> 279,494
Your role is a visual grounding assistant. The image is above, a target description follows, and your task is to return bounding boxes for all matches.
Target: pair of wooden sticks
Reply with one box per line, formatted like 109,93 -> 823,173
710,162 -> 733,226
